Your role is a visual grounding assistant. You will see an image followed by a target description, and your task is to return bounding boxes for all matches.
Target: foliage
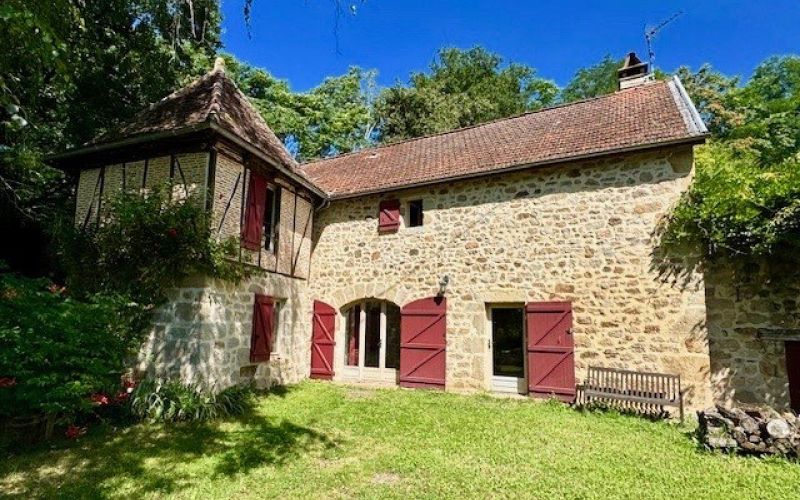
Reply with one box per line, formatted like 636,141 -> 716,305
663,142 -> 800,257
3,382 -> 800,498
55,186 -> 247,307
560,55 -> 622,103
665,56 -> 800,260
224,55 -> 378,160
376,46 -> 558,143
129,379 -> 253,423
1,0 -> 221,274
0,269 -> 140,422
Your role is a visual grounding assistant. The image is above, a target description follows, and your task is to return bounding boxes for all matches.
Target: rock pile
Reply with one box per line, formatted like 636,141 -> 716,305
698,405 -> 800,457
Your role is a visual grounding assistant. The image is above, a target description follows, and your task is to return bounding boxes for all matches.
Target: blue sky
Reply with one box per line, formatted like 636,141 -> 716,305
220,0 -> 799,92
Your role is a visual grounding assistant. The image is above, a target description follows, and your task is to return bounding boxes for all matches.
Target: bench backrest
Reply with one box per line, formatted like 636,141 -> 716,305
584,366 -> 681,405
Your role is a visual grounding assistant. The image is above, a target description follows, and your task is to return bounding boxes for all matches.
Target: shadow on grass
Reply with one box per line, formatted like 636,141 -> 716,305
0,386 -> 336,498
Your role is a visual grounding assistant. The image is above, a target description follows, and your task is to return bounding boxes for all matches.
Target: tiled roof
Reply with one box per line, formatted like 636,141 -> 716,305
90,64 -> 299,171
302,77 -> 707,198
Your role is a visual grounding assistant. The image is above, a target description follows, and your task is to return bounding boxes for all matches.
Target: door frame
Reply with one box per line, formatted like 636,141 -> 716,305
486,304 -> 528,395
338,299 -> 398,384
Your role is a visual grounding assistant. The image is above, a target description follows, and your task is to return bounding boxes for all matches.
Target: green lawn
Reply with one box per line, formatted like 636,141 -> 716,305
2,381 -> 799,499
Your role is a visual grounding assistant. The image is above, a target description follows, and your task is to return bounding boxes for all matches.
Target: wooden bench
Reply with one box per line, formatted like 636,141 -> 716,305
578,366 -> 684,422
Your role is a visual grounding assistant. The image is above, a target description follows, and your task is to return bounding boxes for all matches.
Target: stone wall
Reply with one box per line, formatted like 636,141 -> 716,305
309,146 -> 713,409
136,273 -> 312,389
706,258 -> 800,409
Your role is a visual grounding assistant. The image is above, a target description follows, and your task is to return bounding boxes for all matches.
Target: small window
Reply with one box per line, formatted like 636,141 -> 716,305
264,187 -> 281,253
408,200 -> 424,227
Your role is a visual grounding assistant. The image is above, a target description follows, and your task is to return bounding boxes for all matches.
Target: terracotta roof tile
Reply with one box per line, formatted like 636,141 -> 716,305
302,78 -> 707,197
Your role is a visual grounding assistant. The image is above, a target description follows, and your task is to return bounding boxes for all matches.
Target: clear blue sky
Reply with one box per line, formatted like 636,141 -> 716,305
220,0 -> 800,92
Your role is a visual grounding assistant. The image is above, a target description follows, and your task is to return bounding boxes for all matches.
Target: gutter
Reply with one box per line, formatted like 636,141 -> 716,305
323,133 -> 709,201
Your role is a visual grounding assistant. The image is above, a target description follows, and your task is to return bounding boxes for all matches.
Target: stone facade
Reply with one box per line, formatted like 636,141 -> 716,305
308,146 -> 713,409
706,258 -> 800,410
136,274 -> 312,389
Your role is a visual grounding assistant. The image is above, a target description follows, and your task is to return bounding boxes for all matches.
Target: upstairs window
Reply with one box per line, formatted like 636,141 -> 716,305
264,186 -> 281,253
408,200 -> 424,227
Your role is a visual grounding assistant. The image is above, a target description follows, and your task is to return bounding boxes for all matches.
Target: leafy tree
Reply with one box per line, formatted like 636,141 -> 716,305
224,55 -> 377,160
1,0 -> 221,275
674,65 -> 741,137
376,47 -> 558,143
560,55 -> 621,103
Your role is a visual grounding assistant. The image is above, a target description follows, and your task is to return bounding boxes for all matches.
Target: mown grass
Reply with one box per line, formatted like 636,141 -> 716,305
2,381 -> 799,499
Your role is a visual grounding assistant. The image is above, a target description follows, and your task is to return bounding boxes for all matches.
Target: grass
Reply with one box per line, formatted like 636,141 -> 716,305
2,381 -> 800,499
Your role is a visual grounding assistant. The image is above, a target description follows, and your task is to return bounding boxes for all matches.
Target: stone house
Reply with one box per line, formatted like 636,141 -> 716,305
49,55 -> 800,412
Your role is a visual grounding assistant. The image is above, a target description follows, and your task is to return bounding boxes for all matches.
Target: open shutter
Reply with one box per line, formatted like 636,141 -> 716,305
400,296 -> 446,389
378,199 -> 401,233
250,294 -> 274,362
241,171 -> 269,250
526,302 -> 575,402
311,300 -> 336,380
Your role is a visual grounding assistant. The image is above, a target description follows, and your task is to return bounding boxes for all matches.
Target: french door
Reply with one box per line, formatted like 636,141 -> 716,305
342,300 -> 400,383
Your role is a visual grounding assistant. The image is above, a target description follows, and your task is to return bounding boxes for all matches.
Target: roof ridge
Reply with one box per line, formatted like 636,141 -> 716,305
301,80 -> 669,168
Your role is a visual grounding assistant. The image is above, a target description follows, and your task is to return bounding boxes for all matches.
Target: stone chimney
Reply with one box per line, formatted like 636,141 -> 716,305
617,52 -> 653,90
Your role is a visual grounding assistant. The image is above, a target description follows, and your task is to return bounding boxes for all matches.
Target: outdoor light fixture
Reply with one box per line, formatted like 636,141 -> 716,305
438,274 -> 450,296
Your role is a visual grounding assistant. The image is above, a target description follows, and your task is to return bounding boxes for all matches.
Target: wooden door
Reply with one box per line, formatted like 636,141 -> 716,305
526,302 -> 575,402
310,300 -> 335,380
399,297 -> 446,389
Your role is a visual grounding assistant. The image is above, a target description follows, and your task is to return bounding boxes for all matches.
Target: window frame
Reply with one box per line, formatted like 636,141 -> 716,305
408,199 -> 424,228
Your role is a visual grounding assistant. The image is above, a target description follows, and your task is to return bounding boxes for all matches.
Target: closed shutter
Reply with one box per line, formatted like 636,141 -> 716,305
250,294 -> 275,362
525,302 -> 575,402
241,171 -> 269,250
399,296 -> 446,389
378,199 -> 401,233
310,300 -> 336,379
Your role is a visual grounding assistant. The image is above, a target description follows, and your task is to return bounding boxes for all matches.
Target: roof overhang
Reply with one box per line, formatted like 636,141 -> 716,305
46,120 -> 327,199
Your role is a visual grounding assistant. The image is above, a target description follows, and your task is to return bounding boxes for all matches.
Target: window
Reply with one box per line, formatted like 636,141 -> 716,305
408,199 -> 424,227
264,186 -> 281,253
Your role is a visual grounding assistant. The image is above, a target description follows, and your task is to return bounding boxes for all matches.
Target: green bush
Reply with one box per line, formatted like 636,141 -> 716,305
129,379 -> 253,423
55,185 -> 247,307
0,268 -> 140,428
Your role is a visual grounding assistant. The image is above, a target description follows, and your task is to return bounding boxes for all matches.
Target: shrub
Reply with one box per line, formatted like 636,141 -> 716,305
0,267 -> 140,434
129,379 -> 253,423
55,185 -> 247,306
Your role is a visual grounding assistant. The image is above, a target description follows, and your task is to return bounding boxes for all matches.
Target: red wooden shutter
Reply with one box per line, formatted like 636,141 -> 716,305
250,294 -> 274,362
526,302 -> 575,402
310,300 -> 336,380
378,199 -> 401,233
400,296 -> 446,389
241,171 -> 269,250
786,341 -> 800,412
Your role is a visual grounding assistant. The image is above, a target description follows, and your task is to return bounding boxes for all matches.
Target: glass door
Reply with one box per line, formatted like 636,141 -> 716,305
490,306 -> 526,394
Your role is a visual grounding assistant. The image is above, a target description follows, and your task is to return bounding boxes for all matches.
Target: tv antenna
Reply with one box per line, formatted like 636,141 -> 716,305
645,11 -> 683,68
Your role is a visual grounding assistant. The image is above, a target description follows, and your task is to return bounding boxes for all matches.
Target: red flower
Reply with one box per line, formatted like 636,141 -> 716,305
47,283 -> 66,295
166,228 -> 178,238
113,391 -> 130,403
90,393 -> 110,406
0,377 -> 16,388
65,425 -> 86,440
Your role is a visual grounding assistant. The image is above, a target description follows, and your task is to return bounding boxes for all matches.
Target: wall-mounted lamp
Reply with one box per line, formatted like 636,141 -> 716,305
438,274 -> 450,296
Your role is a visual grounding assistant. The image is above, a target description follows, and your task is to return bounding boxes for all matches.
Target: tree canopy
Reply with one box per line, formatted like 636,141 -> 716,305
560,55 -> 621,103
376,47 -> 558,143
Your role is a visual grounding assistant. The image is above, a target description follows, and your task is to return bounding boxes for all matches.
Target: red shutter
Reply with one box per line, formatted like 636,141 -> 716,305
378,199 -> 401,233
786,341 -> 800,412
526,302 -> 575,402
250,294 -> 274,363
311,300 -> 336,380
400,296 -> 446,389
241,171 -> 269,250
